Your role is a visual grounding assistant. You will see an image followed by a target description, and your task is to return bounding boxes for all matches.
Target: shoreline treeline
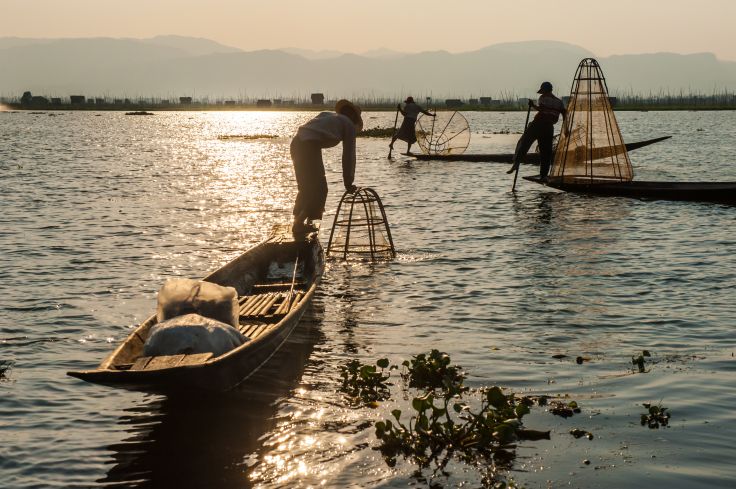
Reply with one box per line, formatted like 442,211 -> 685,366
3,89 -> 736,111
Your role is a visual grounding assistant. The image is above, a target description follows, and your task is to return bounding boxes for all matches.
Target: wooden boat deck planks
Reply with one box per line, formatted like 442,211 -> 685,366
130,352 -> 213,371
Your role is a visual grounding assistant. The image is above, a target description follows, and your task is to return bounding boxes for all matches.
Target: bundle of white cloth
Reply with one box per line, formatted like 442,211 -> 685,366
143,279 -> 247,357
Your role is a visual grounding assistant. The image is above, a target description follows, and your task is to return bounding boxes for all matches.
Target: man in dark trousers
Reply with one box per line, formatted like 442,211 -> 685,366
290,99 -> 362,233
389,96 -> 435,155
507,81 -> 567,179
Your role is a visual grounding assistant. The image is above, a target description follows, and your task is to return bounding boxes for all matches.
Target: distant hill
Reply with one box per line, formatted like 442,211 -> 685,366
1,37 -> 735,99
144,35 -> 243,56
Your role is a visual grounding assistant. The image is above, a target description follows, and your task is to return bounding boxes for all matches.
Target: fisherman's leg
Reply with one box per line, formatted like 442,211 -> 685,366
513,123 -> 539,163
537,123 -> 555,178
291,138 -> 322,231
306,158 -> 328,227
291,138 -> 306,227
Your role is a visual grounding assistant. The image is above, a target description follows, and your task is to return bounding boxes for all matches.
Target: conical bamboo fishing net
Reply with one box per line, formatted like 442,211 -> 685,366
416,111 -> 470,155
550,58 -> 633,183
326,187 -> 396,261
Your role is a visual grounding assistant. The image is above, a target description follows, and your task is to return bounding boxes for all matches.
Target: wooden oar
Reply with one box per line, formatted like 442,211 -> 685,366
387,105 -> 400,159
509,102 -> 533,191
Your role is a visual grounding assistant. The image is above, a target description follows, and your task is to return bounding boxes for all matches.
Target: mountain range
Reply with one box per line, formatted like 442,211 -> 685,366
1,36 -> 735,99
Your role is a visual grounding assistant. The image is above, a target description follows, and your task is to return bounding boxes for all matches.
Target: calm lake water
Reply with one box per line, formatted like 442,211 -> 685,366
1,109 -> 735,488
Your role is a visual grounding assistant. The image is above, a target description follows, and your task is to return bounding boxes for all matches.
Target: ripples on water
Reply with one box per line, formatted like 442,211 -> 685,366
1,110 -> 735,488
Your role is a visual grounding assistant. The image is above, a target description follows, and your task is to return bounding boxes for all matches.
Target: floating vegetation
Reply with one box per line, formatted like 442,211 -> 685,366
632,350 -> 652,373
480,128 -> 519,135
570,428 -> 594,440
549,400 -> 581,418
641,402 -> 670,429
400,349 -> 466,392
358,127 -> 395,138
0,360 -> 13,381
125,111 -> 154,115
338,350 -> 561,487
339,358 -> 396,406
217,134 -> 278,140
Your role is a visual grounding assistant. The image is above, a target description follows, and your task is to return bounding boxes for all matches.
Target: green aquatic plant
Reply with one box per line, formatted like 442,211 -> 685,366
549,400 -> 581,418
338,352 -> 568,487
374,384 -> 542,486
372,351 -> 548,487
357,127 -> 395,138
339,358 -> 396,406
0,360 -> 13,381
401,349 -> 467,395
641,402 -> 670,429
632,349 -> 652,373
569,428 -> 594,440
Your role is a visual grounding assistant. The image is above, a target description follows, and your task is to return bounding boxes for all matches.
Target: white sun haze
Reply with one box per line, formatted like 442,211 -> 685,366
2,0 -> 735,61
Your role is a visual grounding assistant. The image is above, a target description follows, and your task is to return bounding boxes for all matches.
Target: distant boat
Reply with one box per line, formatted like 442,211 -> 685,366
523,176 -> 736,205
67,225 -> 324,394
408,136 -> 671,163
524,58 -> 735,206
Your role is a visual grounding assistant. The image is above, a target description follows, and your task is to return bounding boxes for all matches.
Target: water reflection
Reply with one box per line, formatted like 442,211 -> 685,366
100,301 -> 325,489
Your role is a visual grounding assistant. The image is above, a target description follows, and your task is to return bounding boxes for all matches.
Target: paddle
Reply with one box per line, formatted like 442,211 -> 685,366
509,101 -> 533,191
387,105 -> 400,159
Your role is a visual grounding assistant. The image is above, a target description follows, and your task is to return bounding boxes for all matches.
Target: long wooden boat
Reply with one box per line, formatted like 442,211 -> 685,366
408,136 -> 671,163
523,176 -> 736,205
67,225 -> 324,394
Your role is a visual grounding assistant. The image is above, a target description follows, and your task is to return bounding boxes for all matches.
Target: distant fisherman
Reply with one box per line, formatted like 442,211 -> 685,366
290,99 -> 362,234
508,81 -> 567,179
389,96 -> 436,155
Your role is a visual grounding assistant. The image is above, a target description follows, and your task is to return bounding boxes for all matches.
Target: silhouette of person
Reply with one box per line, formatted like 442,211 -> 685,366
510,82 -> 567,179
290,99 -> 362,233
389,96 -> 435,154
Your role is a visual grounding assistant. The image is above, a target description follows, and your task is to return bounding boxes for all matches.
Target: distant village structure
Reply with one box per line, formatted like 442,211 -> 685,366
4,89 -> 733,111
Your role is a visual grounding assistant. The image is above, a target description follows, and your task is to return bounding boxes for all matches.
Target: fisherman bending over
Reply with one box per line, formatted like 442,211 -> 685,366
389,96 -> 435,155
508,82 -> 567,179
290,99 -> 362,234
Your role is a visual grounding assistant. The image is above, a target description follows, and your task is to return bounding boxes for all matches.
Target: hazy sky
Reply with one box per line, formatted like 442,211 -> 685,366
4,0 -> 736,61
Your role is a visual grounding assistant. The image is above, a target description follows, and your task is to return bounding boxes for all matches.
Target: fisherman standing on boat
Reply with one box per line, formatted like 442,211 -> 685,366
290,99 -> 363,234
507,82 -> 567,179
389,96 -> 436,155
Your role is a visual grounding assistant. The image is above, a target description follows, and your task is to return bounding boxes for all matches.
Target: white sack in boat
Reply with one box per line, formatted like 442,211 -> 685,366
157,278 -> 239,328
143,313 -> 247,357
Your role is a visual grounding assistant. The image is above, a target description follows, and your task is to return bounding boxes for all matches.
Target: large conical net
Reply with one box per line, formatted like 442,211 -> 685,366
416,111 -> 470,155
326,187 -> 396,261
551,58 -> 633,183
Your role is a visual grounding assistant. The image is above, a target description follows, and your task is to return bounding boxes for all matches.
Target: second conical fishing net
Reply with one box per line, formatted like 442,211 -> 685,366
415,111 -> 471,155
551,58 -> 633,183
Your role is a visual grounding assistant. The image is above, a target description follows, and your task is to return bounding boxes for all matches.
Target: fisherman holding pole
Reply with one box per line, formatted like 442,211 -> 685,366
388,96 -> 435,157
507,81 -> 567,181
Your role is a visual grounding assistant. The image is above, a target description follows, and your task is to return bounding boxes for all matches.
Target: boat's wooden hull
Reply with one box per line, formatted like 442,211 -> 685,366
409,136 -> 671,163
67,227 -> 324,394
524,176 -> 736,205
